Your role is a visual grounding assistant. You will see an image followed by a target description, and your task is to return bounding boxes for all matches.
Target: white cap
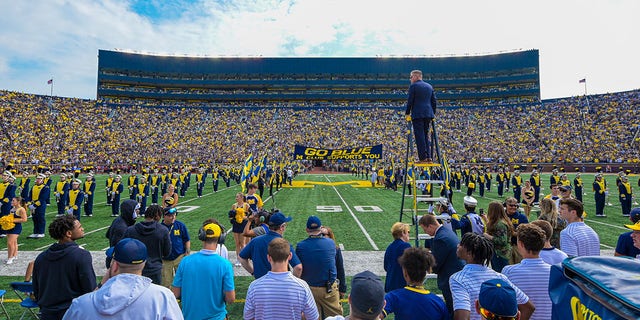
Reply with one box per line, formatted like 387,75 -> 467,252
463,196 -> 478,207
437,198 -> 449,207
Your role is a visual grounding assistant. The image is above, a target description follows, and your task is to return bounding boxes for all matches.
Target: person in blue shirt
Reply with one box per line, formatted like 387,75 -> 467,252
384,222 -> 411,292
161,207 -> 191,289
382,247 -> 448,320
615,207 -> 640,258
238,212 -> 302,279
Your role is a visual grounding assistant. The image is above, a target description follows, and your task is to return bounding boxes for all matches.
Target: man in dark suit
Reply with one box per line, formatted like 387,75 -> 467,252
419,214 -> 465,316
405,69 -> 437,163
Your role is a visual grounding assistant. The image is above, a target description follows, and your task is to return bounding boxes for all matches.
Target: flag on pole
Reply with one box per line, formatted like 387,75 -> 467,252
578,78 -> 586,83
47,79 -> 53,84
240,154 -> 253,193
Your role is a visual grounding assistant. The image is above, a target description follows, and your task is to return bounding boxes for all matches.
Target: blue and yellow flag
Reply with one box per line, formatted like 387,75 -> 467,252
240,154 -> 253,193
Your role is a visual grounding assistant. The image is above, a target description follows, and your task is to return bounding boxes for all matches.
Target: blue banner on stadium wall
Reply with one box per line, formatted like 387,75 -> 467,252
294,145 -> 383,160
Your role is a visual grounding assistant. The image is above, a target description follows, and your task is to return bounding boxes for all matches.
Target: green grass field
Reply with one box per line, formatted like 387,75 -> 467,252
0,171 -> 637,318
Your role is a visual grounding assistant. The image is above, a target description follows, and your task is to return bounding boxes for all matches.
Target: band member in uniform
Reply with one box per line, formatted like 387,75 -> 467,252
1,171 -> 17,217
136,176 -> 150,216
105,172 -> 115,206
593,173 -> 606,217
485,167 -> 492,192
550,168 -> 560,187
478,169 -> 486,197
150,169 -> 161,205
196,167 -> 207,197
65,179 -> 84,220
19,171 -> 31,200
128,169 -> 139,200
211,168 -> 219,193
160,169 -> 168,196
529,170 -> 541,205
511,170 -> 523,203
179,170 -> 188,197
619,175 -> 632,217
496,168 -> 506,197
574,171 -> 584,203
43,171 -> 53,204
27,173 -> 50,238
83,174 -> 96,217
55,173 -> 70,217
230,192 -> 250,266
110,175 -> 124,217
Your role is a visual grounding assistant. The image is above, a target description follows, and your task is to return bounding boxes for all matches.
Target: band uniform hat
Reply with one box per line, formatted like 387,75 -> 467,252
478,278 -> 518,317
437,198 -> 449,207
36,173 -> 46,179
306,215 -> 322,230
625,220 -> 640,231
106,238 -> 147,265
350,271 -> 385,316
268,212 -> 292,227
463,196 -> 478,207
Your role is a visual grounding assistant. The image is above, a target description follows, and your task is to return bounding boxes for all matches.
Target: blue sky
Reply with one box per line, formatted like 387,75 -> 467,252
0,0 -> 638,100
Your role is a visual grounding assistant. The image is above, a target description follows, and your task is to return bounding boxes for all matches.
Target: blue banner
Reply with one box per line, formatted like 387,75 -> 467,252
549,256 -> 640,320
294,145 -> 382,160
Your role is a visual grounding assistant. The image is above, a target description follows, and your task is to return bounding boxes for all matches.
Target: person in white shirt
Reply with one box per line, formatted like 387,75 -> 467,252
531,220 -> 568,265
559,198 -> 600,257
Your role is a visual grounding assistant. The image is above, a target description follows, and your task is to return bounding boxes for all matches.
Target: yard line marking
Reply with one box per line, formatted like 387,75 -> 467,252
324,175 -> 378,250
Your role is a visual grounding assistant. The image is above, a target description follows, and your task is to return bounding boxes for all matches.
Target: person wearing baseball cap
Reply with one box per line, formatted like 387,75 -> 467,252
1,171 -> 16,217
615,207 -> 640,258
63,238 -> 182,319
325,270 -> 386,320
238,211 -> 301,279
172,219 -> 234,320
296,215 -> 343,318
624,219 -> 640,254
476,279 -> 520,319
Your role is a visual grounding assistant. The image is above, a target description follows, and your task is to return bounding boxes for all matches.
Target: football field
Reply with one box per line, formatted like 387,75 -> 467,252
4,171 -> 634,254
0,171 -> 635,318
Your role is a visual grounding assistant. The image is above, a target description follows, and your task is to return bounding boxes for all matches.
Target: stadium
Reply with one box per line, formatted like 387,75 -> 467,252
1,47 -> 640,319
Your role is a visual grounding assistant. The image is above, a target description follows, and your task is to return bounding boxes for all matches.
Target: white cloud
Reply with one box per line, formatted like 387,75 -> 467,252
0,0 -> 638,99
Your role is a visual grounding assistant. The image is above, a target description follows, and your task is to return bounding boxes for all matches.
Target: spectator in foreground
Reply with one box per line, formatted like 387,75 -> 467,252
33,215 -> 97,320
243,238 -> 318,320
530,220 -> 568,265
325,270 -> 386,320
615,207 -> 640,258
502,224 -> 553,320
475,279 -> 521,320
63,238 -> 183,320
382,247 -> 448,319
383,222 -> 411,292
558,198 -> 600,257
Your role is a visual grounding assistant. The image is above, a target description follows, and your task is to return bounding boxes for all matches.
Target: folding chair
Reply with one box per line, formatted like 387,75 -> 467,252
10,282 -> 39,319
0,289 -> 9,319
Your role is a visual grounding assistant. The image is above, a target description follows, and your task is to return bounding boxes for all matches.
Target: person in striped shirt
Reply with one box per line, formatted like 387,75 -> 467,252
502,223 -> 552,320
243,238 -> 318,320
449,233 -> 534,320
558,198 -> 600,257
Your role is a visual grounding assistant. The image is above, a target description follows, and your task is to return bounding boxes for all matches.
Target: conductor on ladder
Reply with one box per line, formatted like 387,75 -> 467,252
405,69 -> 437,163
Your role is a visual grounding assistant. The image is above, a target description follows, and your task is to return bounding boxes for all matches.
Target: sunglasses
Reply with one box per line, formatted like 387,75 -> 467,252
479,307 -> 518,320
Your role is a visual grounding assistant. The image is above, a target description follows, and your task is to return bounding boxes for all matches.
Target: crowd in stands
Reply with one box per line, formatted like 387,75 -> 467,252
0,89 -> 638,170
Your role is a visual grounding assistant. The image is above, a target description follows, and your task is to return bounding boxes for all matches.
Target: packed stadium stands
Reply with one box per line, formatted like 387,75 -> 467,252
1,89 -> 638,170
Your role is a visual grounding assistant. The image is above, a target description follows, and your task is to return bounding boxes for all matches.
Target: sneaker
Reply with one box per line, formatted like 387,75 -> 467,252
28,234 -> 38,239
6,257 -> 14,265
595,214 -> 607,218
234,261 -> 241,267
36,234 -> 46,238
623,214 -> 630,217
0,234 -> 6,238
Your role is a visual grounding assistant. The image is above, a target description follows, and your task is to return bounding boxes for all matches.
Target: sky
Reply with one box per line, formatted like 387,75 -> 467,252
0,0 -> 638,100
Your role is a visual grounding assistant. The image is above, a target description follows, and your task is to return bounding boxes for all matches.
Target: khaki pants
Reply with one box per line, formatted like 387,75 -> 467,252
162,254 -> 185,288
309,282 -> 343,319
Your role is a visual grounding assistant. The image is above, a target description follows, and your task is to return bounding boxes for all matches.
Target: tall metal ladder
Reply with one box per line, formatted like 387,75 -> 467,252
400,119 -> 449,247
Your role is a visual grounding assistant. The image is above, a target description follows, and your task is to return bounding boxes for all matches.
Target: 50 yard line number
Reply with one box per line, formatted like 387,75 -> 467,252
316,205 -> 383,212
